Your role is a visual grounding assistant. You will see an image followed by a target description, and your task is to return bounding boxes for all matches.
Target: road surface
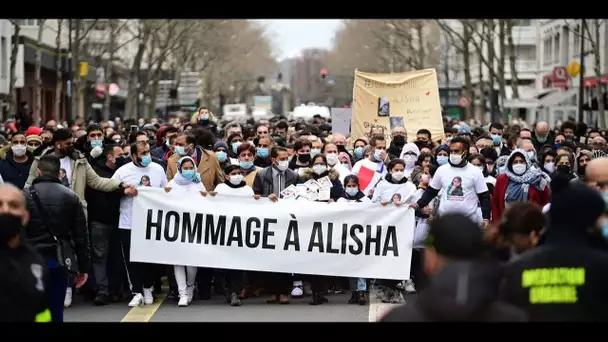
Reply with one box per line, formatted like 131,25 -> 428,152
64,291 -> 402,322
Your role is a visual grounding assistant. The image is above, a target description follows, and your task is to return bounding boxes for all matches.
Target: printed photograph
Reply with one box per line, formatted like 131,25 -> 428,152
377,97 -> 390,117
139,175 -> 151,187
389,116 -> 404,130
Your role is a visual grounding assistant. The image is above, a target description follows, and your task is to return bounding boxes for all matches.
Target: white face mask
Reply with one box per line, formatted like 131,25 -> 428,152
403,155 -> 416,167
326,153 -> 339,166
512,163 -> 527,175
544,162 -> 555,173
392,171 -> 405,181
11,144 -> 27,157
477,165 -> 484,172
229,174 -> 244,185
312,164 -> 327,175
449,153 -> 463,165
276,160 -> 289,171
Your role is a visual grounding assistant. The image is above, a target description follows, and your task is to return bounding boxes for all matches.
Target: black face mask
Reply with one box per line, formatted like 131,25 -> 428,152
393,136 -> 406,147
578,165 -> 587,175
57,145 -> 75,157
557,165 -> 570,174
0,214 -> 22,246
297,153 -> 311,164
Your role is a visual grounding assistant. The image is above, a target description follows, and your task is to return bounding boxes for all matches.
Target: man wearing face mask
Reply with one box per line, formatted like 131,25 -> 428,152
85,145 -> 128,306
24,128 -> 135,211
501,184 -> 608,322
0,184 -> 52,322
532,121 -> 554,151
253,146 -> 299,200
412,137 -> 492,229
387,127 -> 407,160
352,135 -> 389,196
289,139 -> 313,173
0,132 -> 34,189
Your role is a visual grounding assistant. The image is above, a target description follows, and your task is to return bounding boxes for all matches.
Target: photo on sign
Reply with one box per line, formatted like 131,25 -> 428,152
389,116 -> 404,130
377,97 -> 390,117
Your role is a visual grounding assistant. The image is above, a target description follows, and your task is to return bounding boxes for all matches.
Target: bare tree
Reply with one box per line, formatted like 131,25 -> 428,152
436,20 -> 475,119
70,19 -> 99,119
34,19 -> 46,124
8,20 -> 21,118
102,19 -> 117,121
505,20 -> 520,100
565,19 -> 606,128
54,19 -> 63,121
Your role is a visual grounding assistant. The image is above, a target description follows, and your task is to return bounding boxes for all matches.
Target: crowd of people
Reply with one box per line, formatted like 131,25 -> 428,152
1,105 -> 608,322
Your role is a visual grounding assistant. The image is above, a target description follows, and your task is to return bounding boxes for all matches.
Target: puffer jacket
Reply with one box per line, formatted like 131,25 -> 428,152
24,147 -> 121,211
24,176 -> 90,273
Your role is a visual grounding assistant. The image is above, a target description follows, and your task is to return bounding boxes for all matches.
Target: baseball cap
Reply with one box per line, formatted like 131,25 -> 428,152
422,213 -> 484,260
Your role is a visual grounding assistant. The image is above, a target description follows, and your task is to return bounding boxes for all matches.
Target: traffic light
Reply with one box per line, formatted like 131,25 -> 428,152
320,69 -> 327,79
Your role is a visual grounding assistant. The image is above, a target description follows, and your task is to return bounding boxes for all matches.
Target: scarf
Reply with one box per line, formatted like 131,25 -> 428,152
173,156 -> 201,186
505,149 -> 548,203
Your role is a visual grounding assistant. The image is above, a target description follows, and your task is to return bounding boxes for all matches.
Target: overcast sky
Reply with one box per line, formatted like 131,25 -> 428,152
255,20 -> 342,60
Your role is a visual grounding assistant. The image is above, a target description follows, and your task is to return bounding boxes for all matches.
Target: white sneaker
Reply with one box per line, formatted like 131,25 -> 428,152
64,287 -> 73,308
187,285 -> 195,304
143,287 -> 154,305
178,295 -> 189,307
128,293 -> 144,307
405,280 -> 416,294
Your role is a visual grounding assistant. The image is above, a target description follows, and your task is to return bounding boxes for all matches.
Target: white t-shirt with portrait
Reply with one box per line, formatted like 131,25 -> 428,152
60,157 -> 72,186
112,162 -> 167,230
430,163 -> 488,223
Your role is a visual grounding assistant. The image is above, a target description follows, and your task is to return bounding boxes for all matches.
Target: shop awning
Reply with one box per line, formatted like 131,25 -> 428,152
502,89 -> 555,109
538,88 -> 577,107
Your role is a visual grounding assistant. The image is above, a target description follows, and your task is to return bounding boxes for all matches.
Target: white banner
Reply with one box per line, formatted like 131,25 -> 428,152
131,188 -> 415,280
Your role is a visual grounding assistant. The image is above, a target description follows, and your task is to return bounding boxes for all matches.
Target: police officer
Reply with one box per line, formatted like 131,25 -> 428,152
0,183 -> 51,322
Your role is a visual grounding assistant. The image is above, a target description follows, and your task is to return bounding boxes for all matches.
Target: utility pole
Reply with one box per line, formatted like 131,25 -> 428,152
66,19 -> 73,124
578,19 -> 586,123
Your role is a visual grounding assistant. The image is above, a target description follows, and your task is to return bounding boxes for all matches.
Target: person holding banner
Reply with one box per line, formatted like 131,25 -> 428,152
111,141 -> 167,308
164,156 -> 206,307
351,135 -> 388,197
288,139 -> 313,174
236,143 -> 260,187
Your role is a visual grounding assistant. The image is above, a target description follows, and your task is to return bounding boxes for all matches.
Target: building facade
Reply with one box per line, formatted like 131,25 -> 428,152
536,19 -> 608,126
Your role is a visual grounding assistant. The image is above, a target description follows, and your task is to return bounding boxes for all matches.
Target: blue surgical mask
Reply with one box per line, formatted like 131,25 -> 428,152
311,148 -> 321,157
345,187 -> 359,197
140,154 -> 152,167
492,135 -> 502,146
437,155 -> 448,166
174,146 -> 186,156
240,160 -> 254,169
91,140 -> 103,149
536,136 -> 547,143
232,142 -> 242,154
257,148 -> 269,158
498,166 -> 507,174
216,151 -> 227,163
555,142 -> 561,149
603,191 -> 608,209
354,147 -> 364,158
373,149 -> 383,161
199,114 -> 209,121
182,169 -> 196,180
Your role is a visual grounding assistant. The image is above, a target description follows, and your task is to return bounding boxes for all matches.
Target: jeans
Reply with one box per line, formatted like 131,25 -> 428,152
174,266 -> 197,297
45,258 -> 68,323
349,278 -> 367,292
90,221 -> 113,296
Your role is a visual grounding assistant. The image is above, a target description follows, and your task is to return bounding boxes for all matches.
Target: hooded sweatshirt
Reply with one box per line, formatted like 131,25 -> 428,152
399,143 -> 420,178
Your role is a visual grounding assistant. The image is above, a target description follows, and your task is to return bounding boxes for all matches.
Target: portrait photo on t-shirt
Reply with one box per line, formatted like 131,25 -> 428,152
139,175 -> 151,187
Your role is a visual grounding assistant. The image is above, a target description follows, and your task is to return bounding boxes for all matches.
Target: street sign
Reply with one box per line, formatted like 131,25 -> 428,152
553,66 -> 568,88
567,61 -> 581,78
458,96 -> 471,108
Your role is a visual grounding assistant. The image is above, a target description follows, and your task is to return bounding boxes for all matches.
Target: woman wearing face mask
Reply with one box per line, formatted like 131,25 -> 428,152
213,141 -> 232,171
323,142 -> 351,185
352,138 -> 368,163
480,147 -> 499,177
338,152 -> 352,171
551,153 -> 576,181
336,174 -> 370,306
164,156 -> 206,307
434,145 -> 450,167
573,151 -> 592,185
399,143 -> 420,178
289,139 -> 313,173
469,154 -> 496,192
236,143 -> 260,187
213,164 -> 254,306
298,154 -> 344,305
491,149 -> 551,224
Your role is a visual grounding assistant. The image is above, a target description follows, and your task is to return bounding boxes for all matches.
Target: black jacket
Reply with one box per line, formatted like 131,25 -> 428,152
24,176 -> 90,273
0,150 -> 34,189
298,168 -> 344,201
381,261 -> 527,322
0,242 -> 50,322
85,157 -> 123,225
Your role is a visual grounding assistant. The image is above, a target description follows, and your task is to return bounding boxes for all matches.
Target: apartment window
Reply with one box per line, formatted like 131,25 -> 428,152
518,45 -> 536,60
16,19 -> 38,26
543,38 -> 551,65
1,37 -> 6,79
553,33 -> 560,64
515,19 -> 532,26
562,26 -> 570,66
573,25 -> 580,56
